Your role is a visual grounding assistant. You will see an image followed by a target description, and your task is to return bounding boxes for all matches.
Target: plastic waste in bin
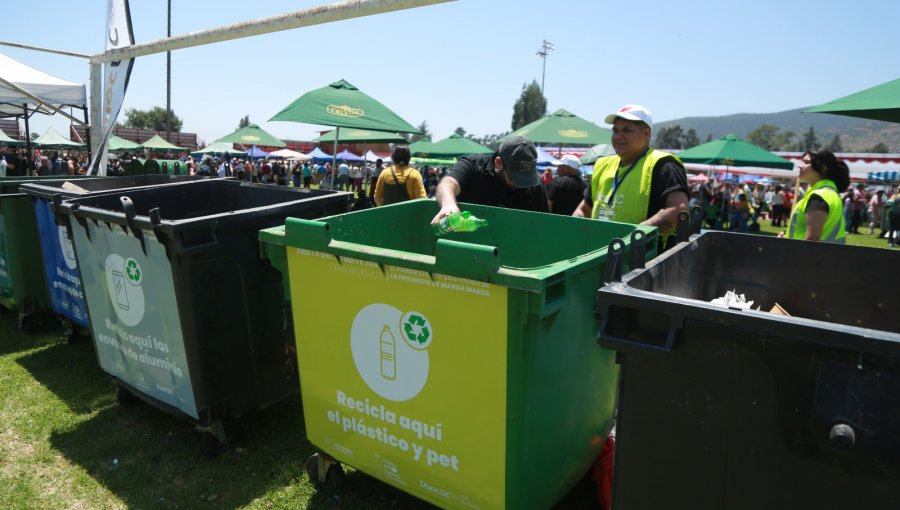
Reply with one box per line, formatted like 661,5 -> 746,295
22,175 -> 206,340
56,180 -> 351,455
0,176 -> 97,332
258,199 -> 656,510
595,231 -> 900,510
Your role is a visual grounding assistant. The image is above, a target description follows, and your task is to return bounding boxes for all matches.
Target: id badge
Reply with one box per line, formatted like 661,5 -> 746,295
595,206 -> 614,221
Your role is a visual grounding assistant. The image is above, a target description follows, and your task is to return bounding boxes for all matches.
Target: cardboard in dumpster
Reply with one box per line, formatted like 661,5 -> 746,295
769,303 -> 791,316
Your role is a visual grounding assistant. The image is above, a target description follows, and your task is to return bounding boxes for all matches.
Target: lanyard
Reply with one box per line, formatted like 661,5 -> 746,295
607,148 -> 650,206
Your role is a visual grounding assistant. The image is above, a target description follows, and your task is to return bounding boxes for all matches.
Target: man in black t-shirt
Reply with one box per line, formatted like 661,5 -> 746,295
546,154 -> 587,216
432,136 -> 548,223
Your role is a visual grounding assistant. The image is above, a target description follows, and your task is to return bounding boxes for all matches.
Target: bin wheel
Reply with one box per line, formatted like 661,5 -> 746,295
116,386 -> 140,408
17,315 -> 36,334
306,453 -> 344,490
200,432 -> 223,459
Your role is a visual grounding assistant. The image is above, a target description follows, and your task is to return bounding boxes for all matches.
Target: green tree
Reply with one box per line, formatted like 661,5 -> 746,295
747,124 -> 780,151
868,142 -> 889,153
683,128 -> 700,149
654,125 -> 685,149
511,80 -> 546,130
454,127 -> 467,137
121,106 -> 183,131
801,126 -> 820,152
407,120 -> 432,143
826,134 -> 843,152
473,131 -> 510,151
775,130 -> 795,151
706,133 -> 713,142
238,115 -> 250,129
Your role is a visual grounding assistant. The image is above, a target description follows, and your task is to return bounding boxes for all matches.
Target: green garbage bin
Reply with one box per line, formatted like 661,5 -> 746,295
21,175 -> 208,341
258,199 -> 656,510
56,180 -> 352,455
595,231 -> 900,510
0,176 -> 97,332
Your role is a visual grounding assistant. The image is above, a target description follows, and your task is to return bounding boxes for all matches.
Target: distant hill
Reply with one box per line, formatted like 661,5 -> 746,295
656,108 -> 900,152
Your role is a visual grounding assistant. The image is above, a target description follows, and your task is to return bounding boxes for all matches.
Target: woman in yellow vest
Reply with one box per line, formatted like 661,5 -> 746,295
784,149 -> 849,243
374,146 -> 427,206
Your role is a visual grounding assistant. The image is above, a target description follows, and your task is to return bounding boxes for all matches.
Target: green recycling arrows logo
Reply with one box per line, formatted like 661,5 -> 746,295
124,258 -> 142,284
401,311 -> 432,350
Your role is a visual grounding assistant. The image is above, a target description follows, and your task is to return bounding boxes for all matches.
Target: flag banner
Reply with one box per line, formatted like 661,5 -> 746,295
89,0 -> 135,175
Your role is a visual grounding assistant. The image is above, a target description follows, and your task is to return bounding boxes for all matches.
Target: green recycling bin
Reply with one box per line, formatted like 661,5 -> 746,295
258,199 -> 656,510
0,176 -> 97,332
56,180 -> 352,455
595,231 -> 900,510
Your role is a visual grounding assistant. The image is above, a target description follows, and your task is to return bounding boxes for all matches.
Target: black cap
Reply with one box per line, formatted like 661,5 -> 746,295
498,135 -> 539,188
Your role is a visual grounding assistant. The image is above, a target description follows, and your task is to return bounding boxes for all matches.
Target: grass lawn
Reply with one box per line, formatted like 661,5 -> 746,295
744,217 -> 899,250
0,314 -> 597,509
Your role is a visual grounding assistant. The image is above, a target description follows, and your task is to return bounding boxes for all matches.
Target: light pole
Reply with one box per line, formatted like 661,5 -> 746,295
535,39 -> 554,95
166,0 -> 172,140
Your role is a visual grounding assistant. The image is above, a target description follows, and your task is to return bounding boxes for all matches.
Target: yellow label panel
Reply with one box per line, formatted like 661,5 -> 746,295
287,248 -> 507,510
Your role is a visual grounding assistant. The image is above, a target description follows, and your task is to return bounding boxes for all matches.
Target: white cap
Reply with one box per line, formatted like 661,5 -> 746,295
558,154 -> 582,171
604,104 -> 653,128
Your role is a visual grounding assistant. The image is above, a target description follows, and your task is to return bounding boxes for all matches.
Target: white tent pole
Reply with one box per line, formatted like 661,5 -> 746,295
91,0 -> 455,64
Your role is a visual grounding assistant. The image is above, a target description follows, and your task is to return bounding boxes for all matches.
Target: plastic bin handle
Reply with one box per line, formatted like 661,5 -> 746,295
434,239 -> 499,282
595,290 -> 681,353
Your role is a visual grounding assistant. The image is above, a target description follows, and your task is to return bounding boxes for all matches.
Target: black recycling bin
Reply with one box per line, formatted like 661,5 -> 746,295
21,175 -> 208,340
595,231 -> 900,510
56,180 -> 352,455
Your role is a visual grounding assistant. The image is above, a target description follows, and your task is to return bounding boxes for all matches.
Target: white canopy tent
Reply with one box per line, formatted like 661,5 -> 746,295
0,51 -> 88,155
270,148 -> 312,161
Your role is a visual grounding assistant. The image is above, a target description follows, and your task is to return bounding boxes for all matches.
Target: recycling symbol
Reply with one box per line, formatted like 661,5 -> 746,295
401,312 -> 432,350
125,258 -> 142,284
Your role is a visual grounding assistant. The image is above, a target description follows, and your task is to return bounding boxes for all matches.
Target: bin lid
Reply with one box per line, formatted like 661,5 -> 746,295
261,199 -> 657,292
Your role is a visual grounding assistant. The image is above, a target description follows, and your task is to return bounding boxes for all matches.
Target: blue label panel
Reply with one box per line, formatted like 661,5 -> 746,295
34,198 -> 90,327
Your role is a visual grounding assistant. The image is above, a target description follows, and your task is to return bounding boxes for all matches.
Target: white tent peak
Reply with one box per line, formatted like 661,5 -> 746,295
0,52 -> 86,108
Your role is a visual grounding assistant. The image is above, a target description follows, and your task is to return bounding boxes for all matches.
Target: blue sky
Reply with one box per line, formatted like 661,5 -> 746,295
3,0 -> 899,145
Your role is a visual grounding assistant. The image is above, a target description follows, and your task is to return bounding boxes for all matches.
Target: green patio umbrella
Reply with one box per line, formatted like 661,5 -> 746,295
505,108 -> 611,149
417,133 -> 492,158
806,77 -> 900,123
579,143 -> 615,165
676,135 -> 794,178
0,129 -> 23,147
314,128 -> 406,144
107,135 -> 143,152
33,127 -> 85,149
140,134 -> 186,152
408,138 -> 435,155
214,124 -> 286,148
270,79 -> 419,187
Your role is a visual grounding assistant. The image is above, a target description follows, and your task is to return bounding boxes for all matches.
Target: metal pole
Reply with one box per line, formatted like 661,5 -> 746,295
22,104 -> 31,173
89,62 -> 103,174
535,40 -> 553,96
91,0 -> 456,64
331,126 -> 340,189
0,41 -> 90,59
166,0 -> 172,140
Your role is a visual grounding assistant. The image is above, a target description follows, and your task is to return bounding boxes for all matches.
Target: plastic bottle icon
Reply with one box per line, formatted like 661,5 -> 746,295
432,211 -> 488,236
379,325 -> 396,381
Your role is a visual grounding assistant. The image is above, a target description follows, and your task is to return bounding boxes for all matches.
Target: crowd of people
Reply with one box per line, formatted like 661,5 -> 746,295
688,167 -> 899,244
4,109 -> 897,248
0,147 -> 91,176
